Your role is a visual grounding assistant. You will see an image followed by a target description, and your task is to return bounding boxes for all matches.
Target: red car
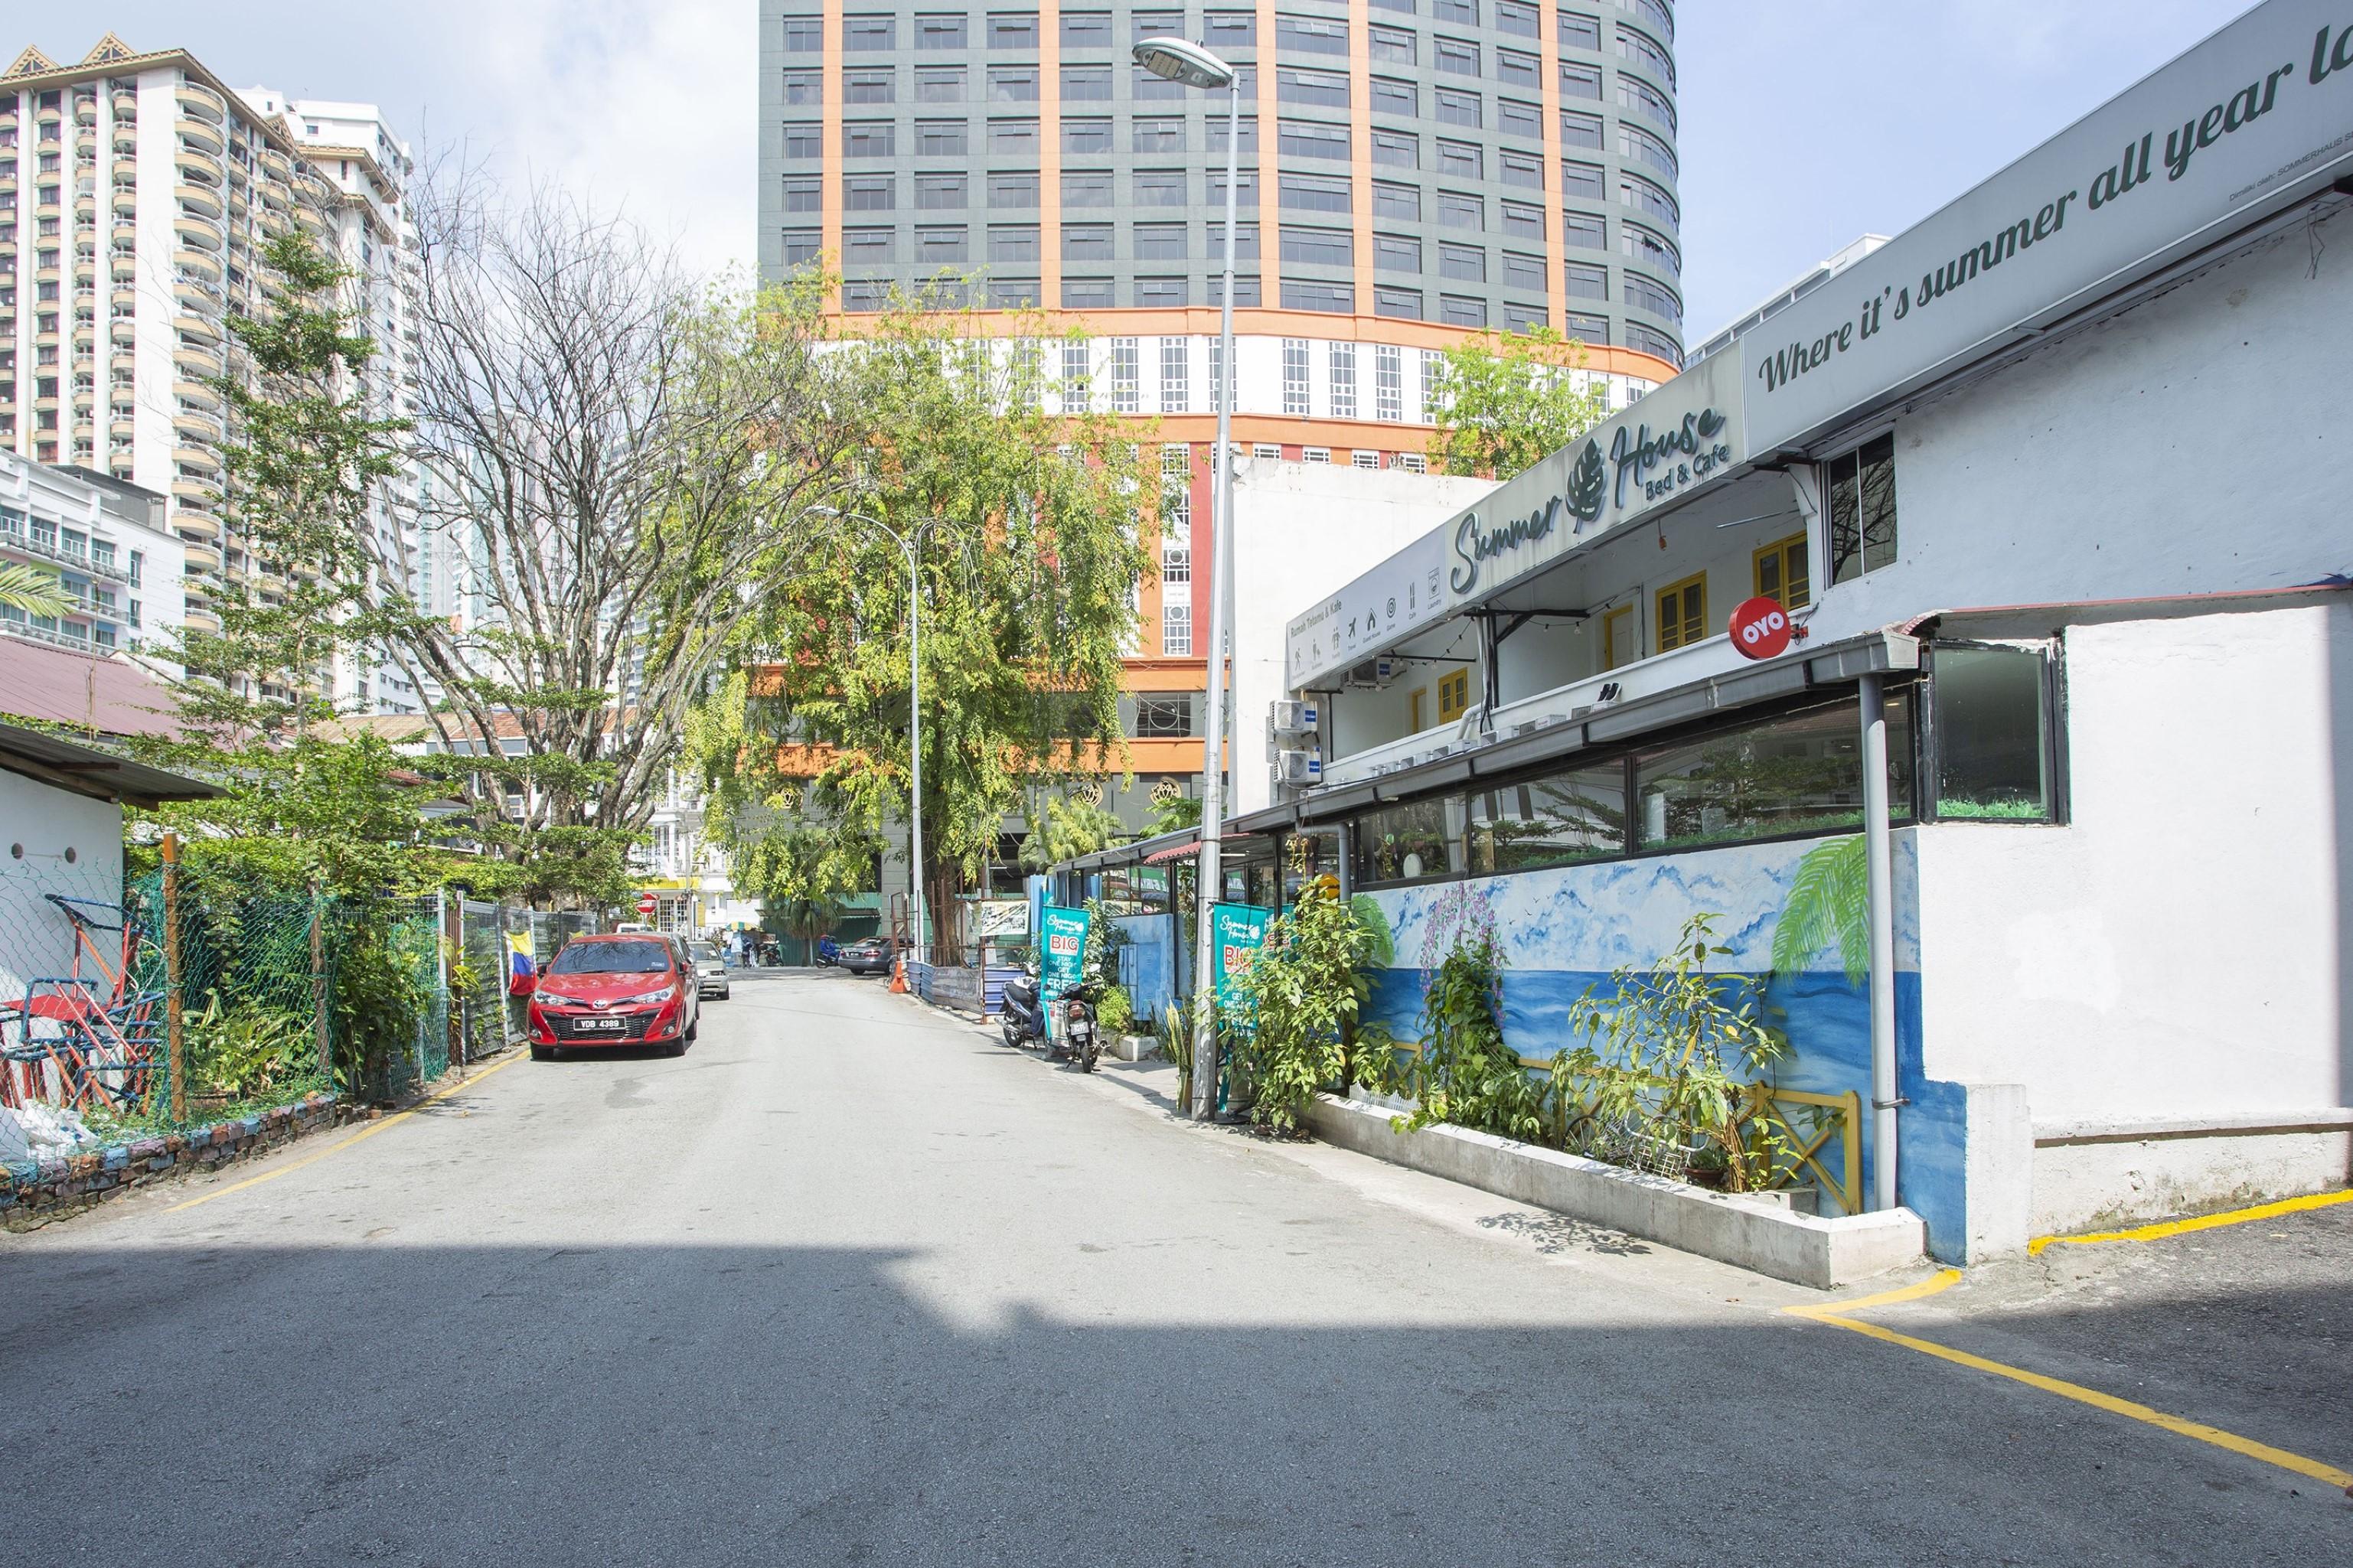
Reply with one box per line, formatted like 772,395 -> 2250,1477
526,934 -> 701,1059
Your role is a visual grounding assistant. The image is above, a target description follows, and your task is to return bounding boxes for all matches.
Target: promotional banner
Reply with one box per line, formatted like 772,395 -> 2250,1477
1039,905 -> 1091,1000
974,899 -> 1030,939
1209,903 -> 1274,1034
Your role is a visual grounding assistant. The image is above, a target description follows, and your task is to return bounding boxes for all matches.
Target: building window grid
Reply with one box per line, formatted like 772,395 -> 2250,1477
1329,343 -> 1358,420
1108,337 -> 1141,412
1163,599 -> 1193,655
1374,344 -> 1405,422
1281,339 -> 1311,416
1157,337 -> 1188,413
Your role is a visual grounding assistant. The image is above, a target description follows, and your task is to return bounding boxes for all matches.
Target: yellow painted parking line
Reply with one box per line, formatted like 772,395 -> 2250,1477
1786,1266 -> 2353,1491
2028,1188 -> 2353,1255
165,1053 -> 521,1214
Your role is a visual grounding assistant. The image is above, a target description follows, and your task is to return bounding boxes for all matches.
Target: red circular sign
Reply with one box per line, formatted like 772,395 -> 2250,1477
636,895 -> 658,914
1728,596 -> 1793,660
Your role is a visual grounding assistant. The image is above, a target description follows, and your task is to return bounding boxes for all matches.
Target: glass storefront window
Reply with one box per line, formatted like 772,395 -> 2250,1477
1467,762 -> 1627,873
1933,645 -> 2052,820
1352,797 -> 1460,887
1635,694 -> 1914,852
1279,829 -> 1342,905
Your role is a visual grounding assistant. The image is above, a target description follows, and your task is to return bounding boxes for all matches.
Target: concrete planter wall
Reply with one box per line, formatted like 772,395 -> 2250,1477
1303,1094 -> 1925,1289
2,1091 -> 338,1228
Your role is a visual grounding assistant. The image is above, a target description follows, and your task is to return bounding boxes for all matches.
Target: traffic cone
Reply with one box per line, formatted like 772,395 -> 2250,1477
889,954 -> 909,995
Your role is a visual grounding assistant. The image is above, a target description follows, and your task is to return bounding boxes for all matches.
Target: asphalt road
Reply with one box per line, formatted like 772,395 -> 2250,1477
4,972 -> 2347,1564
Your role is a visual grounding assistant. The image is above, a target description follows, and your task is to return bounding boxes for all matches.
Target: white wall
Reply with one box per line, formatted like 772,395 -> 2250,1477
1231,461 -> 1491,813
1911,602 -> 2352,1231
1806,207 -> 2353,644
0,772 -> 127,1008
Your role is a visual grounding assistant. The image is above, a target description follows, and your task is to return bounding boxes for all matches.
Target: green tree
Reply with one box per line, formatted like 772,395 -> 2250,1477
692,295 -> 1157,960
1428,327 -> 1613,481
1228,878 -> 1389,1133
1019,793 -> 1126,871
0,562 -> 75,618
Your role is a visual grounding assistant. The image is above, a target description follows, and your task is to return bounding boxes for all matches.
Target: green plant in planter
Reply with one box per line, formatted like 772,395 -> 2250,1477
186,990 -> 314,1102
1555,913 -> 1793,1192
1227,877 -> 1386,1133
1098,983 -> 1133,1035
1376,882 -> 1546,1143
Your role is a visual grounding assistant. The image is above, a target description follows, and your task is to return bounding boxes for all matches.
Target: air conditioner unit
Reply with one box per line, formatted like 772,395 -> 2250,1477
1276,749 -> 1324,786
1268,699 -> 1320,736
1346,657 -> 1401,689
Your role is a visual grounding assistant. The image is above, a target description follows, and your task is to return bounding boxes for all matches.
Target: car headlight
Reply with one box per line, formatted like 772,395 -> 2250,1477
619,985 -> 677,1006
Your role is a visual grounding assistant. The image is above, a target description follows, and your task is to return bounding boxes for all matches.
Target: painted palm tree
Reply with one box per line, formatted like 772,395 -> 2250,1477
1771,833 -> 1871,986
0,562 -> 74,619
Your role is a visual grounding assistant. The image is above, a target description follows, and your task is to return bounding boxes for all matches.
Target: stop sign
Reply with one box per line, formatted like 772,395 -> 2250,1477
636,894 -> 658,916
1728,596 -> 1793,660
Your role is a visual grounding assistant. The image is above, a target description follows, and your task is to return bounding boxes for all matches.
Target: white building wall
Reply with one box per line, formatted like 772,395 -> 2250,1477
1230,460 -> 1491,814
0,772 -> 124,1006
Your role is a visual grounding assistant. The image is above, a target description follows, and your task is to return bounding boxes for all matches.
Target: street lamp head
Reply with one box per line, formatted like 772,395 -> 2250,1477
1131,36 -> 1235,90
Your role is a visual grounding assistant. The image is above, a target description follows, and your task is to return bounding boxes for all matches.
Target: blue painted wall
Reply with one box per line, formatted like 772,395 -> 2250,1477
1358,831 -> 1972,1259
1114,912 -> 1177,1026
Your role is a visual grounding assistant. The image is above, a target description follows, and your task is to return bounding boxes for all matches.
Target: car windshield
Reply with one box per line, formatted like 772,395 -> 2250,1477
548,939 -> 672,975
691,943 -> 720,961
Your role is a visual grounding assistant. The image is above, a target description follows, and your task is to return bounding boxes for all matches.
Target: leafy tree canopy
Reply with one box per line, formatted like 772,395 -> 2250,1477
1427,327 -> 1614,481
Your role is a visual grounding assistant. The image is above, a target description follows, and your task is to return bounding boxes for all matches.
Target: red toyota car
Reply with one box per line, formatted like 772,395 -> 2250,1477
526,934 -> 701,1059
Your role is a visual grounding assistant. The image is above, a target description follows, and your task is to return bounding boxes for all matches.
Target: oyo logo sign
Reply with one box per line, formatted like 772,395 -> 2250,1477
1728,596 -> 1793,661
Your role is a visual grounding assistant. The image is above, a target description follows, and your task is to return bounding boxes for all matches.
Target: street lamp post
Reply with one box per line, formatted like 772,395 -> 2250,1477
813,507 -> 941,967
1134,35 -> 1239,1122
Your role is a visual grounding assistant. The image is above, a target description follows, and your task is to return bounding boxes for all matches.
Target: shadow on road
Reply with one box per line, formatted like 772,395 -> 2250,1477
4,1238 -> 2346,1564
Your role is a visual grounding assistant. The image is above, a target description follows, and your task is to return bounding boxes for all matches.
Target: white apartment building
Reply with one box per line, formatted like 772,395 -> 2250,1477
0,446 -> 182,662
0,36 -> 426,712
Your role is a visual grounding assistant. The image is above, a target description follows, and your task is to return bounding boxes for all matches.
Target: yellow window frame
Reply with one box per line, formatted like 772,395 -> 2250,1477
1656,572 -> 1707,652
1437,668 -> 1470,724
1754,532 -> 1810,611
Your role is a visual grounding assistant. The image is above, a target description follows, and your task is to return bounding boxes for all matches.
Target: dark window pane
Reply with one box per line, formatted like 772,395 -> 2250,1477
1061,11 -> 1110,45
1496,47 -> 1539,86
1372,181 -> 1421,221
1496,0 -> 1537,36
1437,190 -> 1483,230
1278,68 -> 1350,109
845,69 -> 894,103
1281,279 -> 1355,313
1062,170 -> 1114,207
1135,223 -> 1189,259
1467,764 -> 1625,873
990,277 -> 1042,307
1560,61 -> 1601,99
1374,233 -> 1421,272
1372,129 -> 1418,168
1439,242 -> 1484,282
990,170 -> 1039,207
1279,173 -> 1352,213
1499,98 -> 1541,139
1062,223 -> 1114,259
916,225 -> 970,263
781,228 -> 821,265
1205,12 -> 1257,47
1441,293 -> 1487,327
1562,160 -> 1605,198
781,122 -> 821,158
782,176 -> 821,211
915,173 -> 968,208
1625,272 -> 1682,322
916,120 -> 968,155
1137,276 -> 1189,307
915,67 -> 968,100
1828,434 -> 1897,583
1062,277 -> 1115,307
1353,797 -> 1457,886
990,119 -> 1040,152
1560,109 -> 1604,148
990,224 -> 1041,261
1371,77 -> 1418,116
990,65 -> 1040,100
781,69 -> 822,105
844,13 -> 896,49
1134,170 -> 1188,206
1436,87 -> 1480,128
990,12 -> 1039,48
1563,210 -> 1605,249
1375,284 -> 1425,319
782,18 -> 824,51
1278,16 -> 1349,55
1208,169 -> 1260,209
1934,647 -> 2052,821
1369,24 -> 1415,64
917,12 -> 968,48
1558,9 -> 1601,51
1062,64 -> 1111,100
1280,226 -> 1352,266
1280,120 -> 1350,160
1502,200 -> 1544,240
1063,118 -> 1112,152
1206,220 -> 1260,259
1502,250 -> 1545,290
1134,116 -> 1185,152
1640,696 -> 1915,850
1434,37 -> 1480,77
1500,149 -> 1543,188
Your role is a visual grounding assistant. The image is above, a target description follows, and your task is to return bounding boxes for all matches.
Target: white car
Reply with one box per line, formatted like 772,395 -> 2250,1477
688,940 -> 732,1000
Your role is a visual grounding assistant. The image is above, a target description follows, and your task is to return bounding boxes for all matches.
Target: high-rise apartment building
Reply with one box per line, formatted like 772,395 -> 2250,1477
758,0 -> 1682,355
0,36 -> 427,711
754,2 -> 1686,840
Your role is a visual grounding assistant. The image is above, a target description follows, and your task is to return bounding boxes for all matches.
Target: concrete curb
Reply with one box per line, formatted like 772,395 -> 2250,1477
1,1090 -> 340,1228
1302,1094 -> 1925,1289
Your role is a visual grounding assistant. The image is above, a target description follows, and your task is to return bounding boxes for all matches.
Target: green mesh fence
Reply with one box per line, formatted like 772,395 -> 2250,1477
3,848 -> 562,1142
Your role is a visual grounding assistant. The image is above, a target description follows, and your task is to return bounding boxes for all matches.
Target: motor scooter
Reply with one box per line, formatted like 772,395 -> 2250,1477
1058,977 -> 1104,1074
999,966 -> 1048,1050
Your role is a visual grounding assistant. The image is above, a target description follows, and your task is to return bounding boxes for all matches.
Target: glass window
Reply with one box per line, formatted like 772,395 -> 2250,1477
1135,223 -> 1188,260
1375,284 -> 1425,320
1279,120 -> 1350,160
1062,277 -> 1115,307
990,64 -> 1040,100
1498,98 -> 1542,139
846,69 -> 895,103
1621,221 -> 1680,275
782,176 -> 821,211
1134,694 -> 1196,738
1655,571 -> 1705,651
844,175 -> 895,210
1371,77 -> 1418,116
1826,433 -> 1898,583
1496,0 -> 1538,36
782,18 -> 824,51
781,69 -> 822,105
1208,116 -> 1259,158
1134,169 -> 1187,206
1562,160 -> 1606,199
1618,73 -> 1676,134
1281,279 -> 1355,314
1618,24 -> 1677,89
916,66 -> 968,100
1558,8 -> 1601,50
550,939 -> 674,974
1372,181 -> 1421,221
1500,149 -> 1543,189
1502,250 -> 1545,291
916,172 -> 968,207
1434,36 -> 1480,77
1437,190 -> 1483,230
1563,210 -> 1605,249
1369,24 -> 1415,64
1063,170 -> 1115,206
1372,129 -> 1418,168
1754,533 -> 1809,611
1435,86 -> 1480,128
1441,294 -> 1487,328
1468,764 -> 1626,873
780,122 -> 821,158
918,12 -> 969,47
1062,118 -> 1112,153
916,120 -> 968,155
1439,242 -> 1485,282
1495,47 -> 1539,86
916,225 -> 969,264
1281,226 -> 1352,266
781,228 -> 821,266
1206,220 -> 1260,259
1433,0 -> 1479,21
1438,139 -> 1483,178
1560,60 -> 1602,99
990,119 -> 1040,153
1134,117 -> 1185,152
1280,172 -> 1351,213
1637,696 -> 1915,852
1062,223 -> 1114,260
1932,646 -> 2053,822
1132,8 -> 1183,37
1374,233 -> 1421,272
1278,15 -> 1349,54
1502,200 -> 1544,240
1353,797 -> 1460,886
990,224 -> 1041,261
1278,67 -> 1350,109
1625,273 -> 1682,322
990,11 -> 1039,47
1062,64 -> 1111,99
1132,64 -> 1191,99
1627,323 -> 1681,366
844,227 -> 896,263
1205,11 -> 1257,46
990,170 -> 1039,207
1061,10 -> 1111,44
844,13 -> 896,48
1564,260 -> 1607,299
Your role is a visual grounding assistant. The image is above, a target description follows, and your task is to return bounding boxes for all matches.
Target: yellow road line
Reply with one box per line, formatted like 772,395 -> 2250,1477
165,1053 -> 521,1214
2028,1188 -> 2353,1255
1786,1266 -> 2353,1490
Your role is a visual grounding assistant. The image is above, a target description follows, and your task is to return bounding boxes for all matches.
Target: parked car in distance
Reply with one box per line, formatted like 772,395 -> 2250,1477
527,934 -> 700,1059
689,940 -> 732,1000
838,937 -> 901,976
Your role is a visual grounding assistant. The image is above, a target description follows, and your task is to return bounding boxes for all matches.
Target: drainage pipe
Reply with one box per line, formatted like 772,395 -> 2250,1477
1859,673 -> 1901,1212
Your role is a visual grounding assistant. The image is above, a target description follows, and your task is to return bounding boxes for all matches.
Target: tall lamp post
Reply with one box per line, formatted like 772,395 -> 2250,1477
1134,35 -> 1239,1122
812,507 -> 942,966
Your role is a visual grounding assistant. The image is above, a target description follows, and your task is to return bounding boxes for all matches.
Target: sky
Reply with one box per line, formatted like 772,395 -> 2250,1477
54,0 -> 2260,338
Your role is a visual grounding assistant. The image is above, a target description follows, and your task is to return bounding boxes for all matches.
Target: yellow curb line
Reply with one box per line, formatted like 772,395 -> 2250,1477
2028,1188 -> 2353,1256
165,1053 -> 522,1214
1785,1268 -> 2353,1491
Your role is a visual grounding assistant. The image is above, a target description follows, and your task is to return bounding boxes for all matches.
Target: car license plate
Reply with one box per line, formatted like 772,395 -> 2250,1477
574,1017 -> 625,1032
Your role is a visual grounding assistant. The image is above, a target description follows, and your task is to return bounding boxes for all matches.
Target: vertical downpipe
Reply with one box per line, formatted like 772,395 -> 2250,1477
1859,672 -> 1901,1211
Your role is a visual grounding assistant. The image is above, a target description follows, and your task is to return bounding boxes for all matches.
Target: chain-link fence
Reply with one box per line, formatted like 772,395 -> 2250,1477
3,846 -> 593,1149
